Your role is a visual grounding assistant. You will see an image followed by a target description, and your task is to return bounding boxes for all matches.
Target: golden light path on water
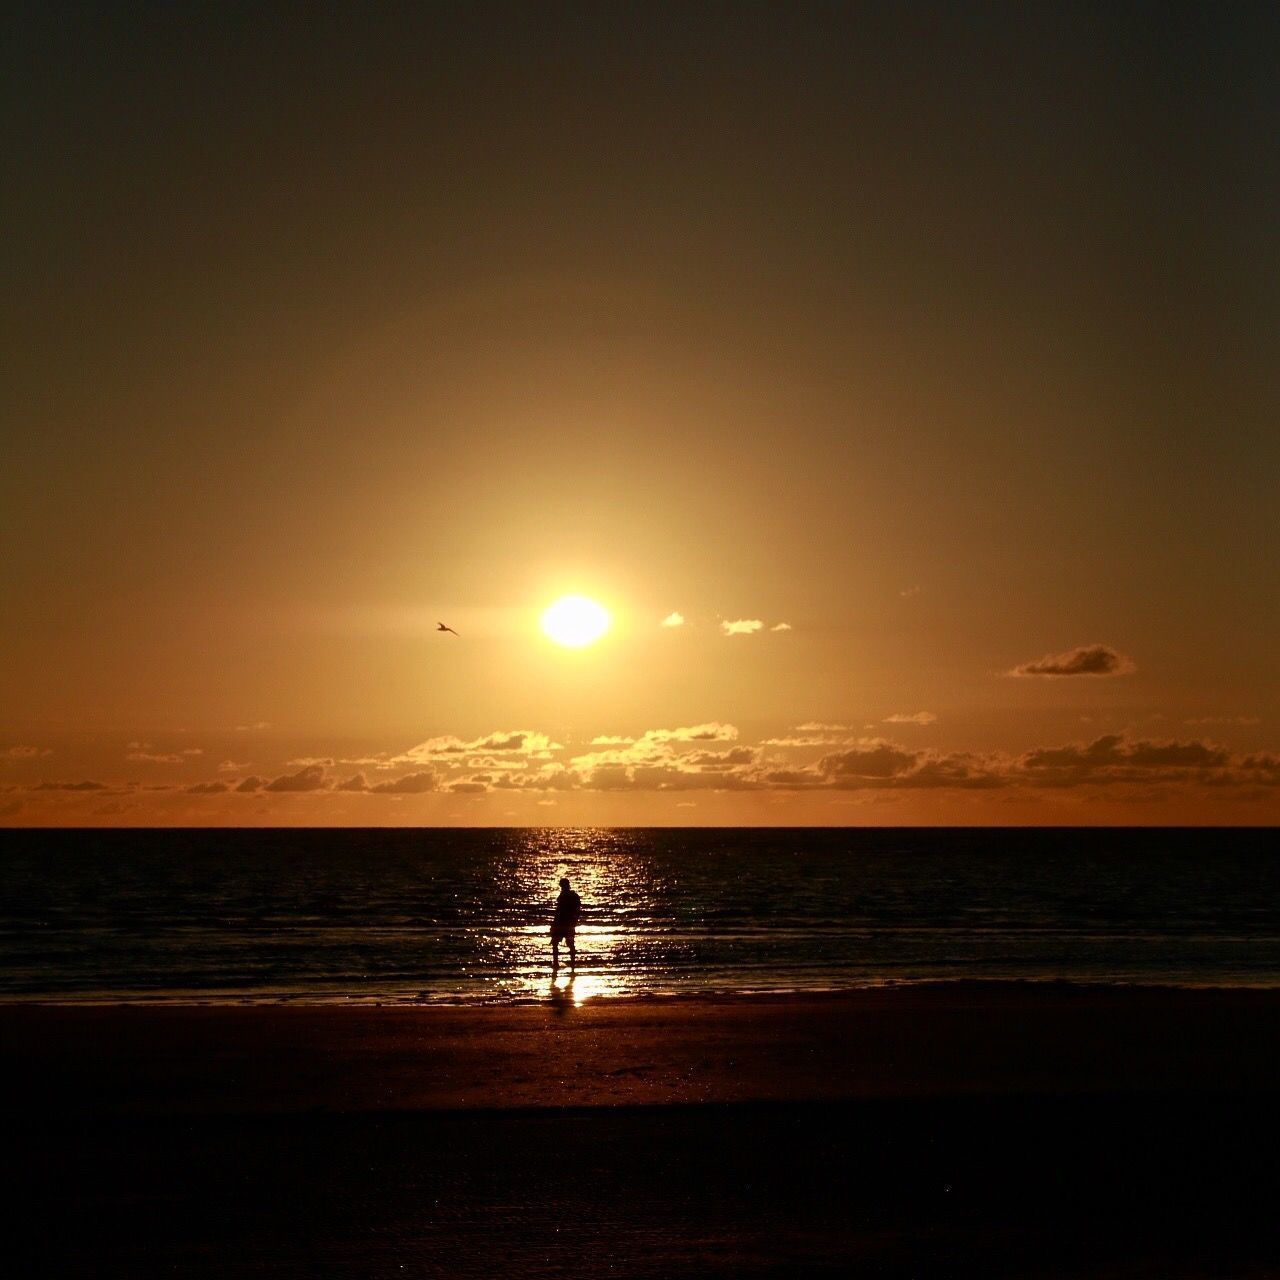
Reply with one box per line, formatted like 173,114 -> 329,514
469,830 -> 687,1006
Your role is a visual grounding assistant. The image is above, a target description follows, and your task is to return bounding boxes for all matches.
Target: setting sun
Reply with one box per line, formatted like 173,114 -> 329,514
541,595 -> 611,648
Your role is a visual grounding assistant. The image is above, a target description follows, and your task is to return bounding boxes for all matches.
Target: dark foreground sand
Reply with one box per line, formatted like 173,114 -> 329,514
6,985 -> 1280,1277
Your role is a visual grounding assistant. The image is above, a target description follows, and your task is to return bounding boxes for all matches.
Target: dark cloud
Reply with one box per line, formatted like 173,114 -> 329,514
235,775 -> 264,793
494,766 -> 579,791
685,747 -> 757,768
370,771 -> 437,794
579,762 -> 761,792
187,781 -> 229,794
761,768 -> 822,787
264,764 -> 328,792
1009,644 -> 1135,677
336,773 -> 369,792
818,742 -> 919,780
810,742 -> 1006,790
643,723 -> 738,743
34,779 -> 108,791
1022,735 -> 1229,774
892,754 -> 1005,789
394,730 -> 558,765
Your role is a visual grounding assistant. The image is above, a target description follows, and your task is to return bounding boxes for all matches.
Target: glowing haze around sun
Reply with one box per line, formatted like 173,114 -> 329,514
541,595 -> 611,648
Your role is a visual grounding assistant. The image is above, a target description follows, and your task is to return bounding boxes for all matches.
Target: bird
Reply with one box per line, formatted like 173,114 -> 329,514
437,622 -> 458,636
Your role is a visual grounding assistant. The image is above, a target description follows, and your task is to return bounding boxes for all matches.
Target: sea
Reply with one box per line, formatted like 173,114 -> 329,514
1,827 -> 1277,1005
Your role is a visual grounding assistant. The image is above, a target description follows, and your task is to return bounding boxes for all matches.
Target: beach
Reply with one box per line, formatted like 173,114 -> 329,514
8,984 -> 1280,1276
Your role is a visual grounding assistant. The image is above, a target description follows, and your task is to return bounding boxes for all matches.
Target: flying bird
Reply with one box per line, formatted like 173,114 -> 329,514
437,622 -> 458,636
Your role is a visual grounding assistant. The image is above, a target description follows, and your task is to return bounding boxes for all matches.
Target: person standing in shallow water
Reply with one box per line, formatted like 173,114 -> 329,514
551,876 -> 582,970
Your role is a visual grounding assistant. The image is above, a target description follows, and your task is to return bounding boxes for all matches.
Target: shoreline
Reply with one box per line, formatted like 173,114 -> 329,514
7,981 -> 1280,1118
8,972 -> 1280,1008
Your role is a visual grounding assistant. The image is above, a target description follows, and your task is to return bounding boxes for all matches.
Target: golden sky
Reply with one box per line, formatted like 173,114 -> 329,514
2,4 -> 1277,825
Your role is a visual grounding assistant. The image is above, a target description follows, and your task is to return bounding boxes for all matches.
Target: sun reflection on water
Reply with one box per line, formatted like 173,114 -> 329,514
474,829 -> 686,1005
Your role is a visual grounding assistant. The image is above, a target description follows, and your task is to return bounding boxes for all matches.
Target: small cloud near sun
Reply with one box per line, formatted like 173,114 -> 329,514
1008,644 -> 1135,678
771,622 -> 792,631
660,611 -> 685,628
721,619 -> 764,636
884,712 -> 937,725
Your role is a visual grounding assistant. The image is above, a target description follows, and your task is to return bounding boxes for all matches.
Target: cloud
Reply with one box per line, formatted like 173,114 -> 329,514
235,722 -> 271,732
567,724 -> 758,792
577,761 -> 762,792
181,747 -> 203,756
643,722 -> 738,743
394,730 -> 559,765
776,739 -> 1007,791
771,622 -> 792,631
721,619 -> 763,636
287,757 -> 336,768
263,765 -> 327,793
1008,644 -> 1135,678
1019,734 -> 1231,785
370,771 -> 437,794
217,760 -> 250,772
126,752 -> 184,764
37,720 -> 1276,811
685,746 -> 757,768
660,612 -> 684,628
766,732 -> 1264,794
3,745 -> 50,759
761,736 -> 837,747
899,586 -> 921,599
818,741 -> 921,780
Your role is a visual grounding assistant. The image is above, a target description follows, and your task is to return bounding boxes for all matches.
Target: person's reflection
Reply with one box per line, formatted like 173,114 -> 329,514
549,972 -> 575,1016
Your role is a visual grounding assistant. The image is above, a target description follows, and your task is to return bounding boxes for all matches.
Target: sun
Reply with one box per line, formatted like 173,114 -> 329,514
541,595 -> 611,648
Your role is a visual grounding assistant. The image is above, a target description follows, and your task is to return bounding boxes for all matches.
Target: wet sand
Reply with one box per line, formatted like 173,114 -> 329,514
7,984 -> 1280,1277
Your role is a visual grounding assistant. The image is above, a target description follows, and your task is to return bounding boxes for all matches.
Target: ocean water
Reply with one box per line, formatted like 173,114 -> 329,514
1,827 -> 1277,1004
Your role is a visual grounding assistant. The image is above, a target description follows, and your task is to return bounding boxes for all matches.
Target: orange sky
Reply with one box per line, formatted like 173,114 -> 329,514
2,4 -> 1277,825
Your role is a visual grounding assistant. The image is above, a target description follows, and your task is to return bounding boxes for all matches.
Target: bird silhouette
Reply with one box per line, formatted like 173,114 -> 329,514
437,622 -> 458,636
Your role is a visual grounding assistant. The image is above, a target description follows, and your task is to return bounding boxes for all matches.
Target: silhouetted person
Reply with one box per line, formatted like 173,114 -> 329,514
551,876 -> 582,970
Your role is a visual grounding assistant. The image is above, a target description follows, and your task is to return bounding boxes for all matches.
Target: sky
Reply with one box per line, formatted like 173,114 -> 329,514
2,2 -> 1277,826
